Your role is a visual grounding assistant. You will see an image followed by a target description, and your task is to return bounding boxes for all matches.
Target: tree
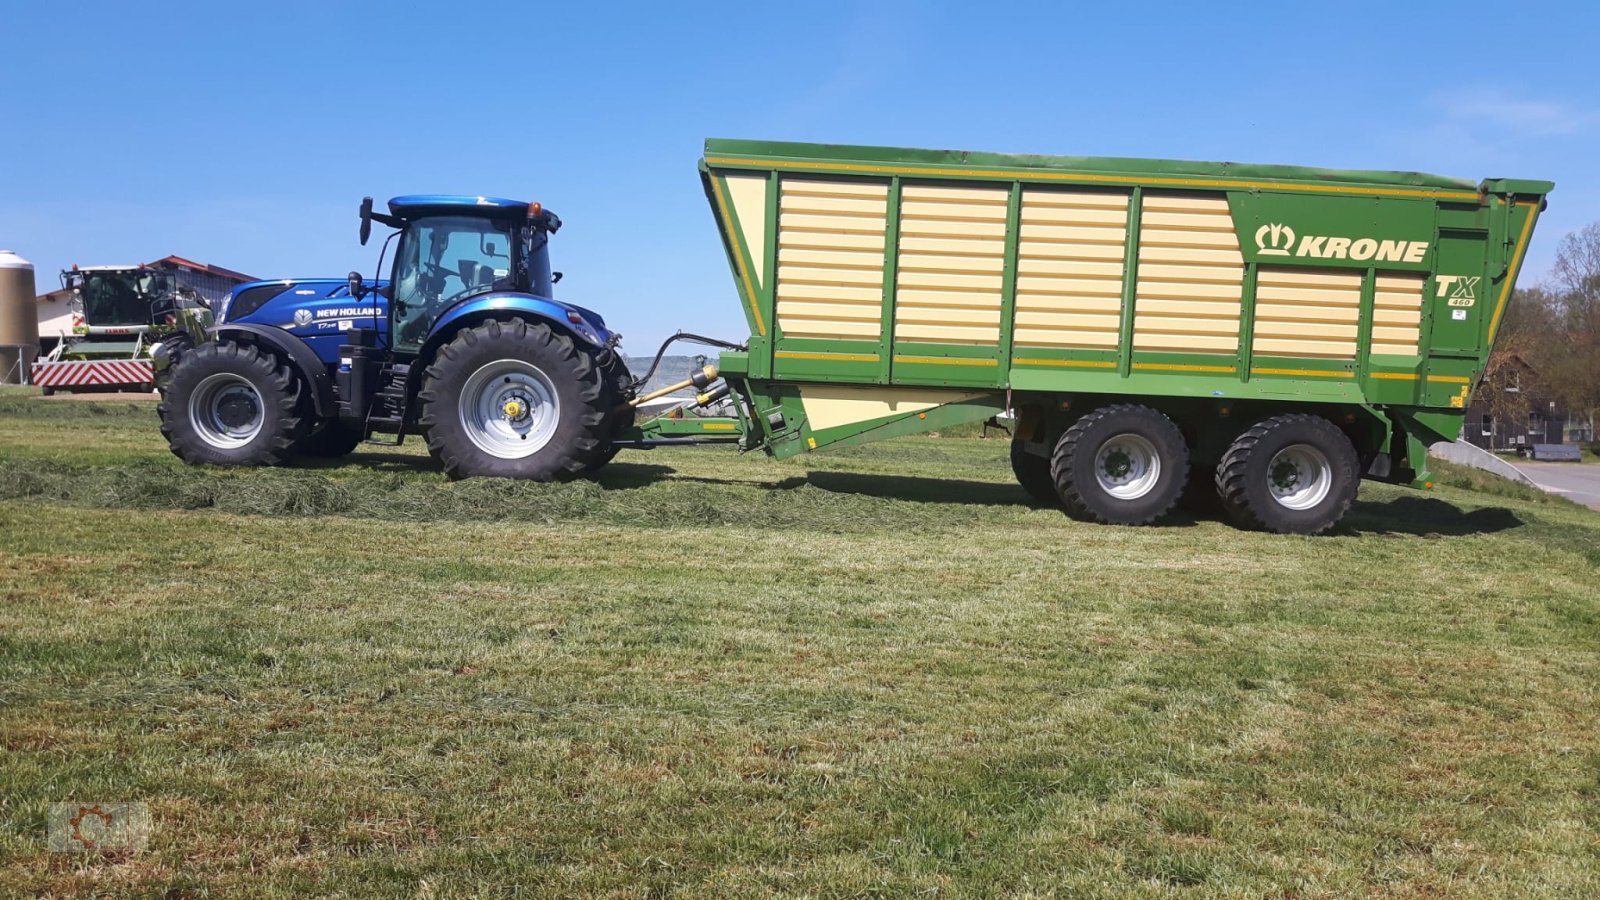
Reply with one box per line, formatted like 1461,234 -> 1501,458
1479,224 -> 1600,445
1546,223 -> 1600,426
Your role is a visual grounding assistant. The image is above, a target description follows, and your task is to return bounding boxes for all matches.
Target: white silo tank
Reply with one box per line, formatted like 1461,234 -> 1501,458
0,251 -> 40,384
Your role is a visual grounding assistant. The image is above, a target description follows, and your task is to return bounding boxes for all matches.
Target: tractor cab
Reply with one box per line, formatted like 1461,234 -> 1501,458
355,195 -> 564,351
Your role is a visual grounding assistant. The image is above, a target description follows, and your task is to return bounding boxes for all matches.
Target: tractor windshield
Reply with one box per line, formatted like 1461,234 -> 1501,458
391,216 -> 516,349
79,271 -> 157,327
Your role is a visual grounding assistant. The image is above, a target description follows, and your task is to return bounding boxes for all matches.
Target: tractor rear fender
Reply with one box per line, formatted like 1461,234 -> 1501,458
424,293 -> 612,357
211,323 -> 335,417
413,295 -> 614,394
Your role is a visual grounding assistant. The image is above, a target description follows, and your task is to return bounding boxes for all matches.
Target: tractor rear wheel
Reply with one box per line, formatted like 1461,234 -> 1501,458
1051,404 -> 1189,525
158,341 -> 307,466
1215,414 -> 1358,534
1010,438 -> 1057,504
583,347 -> 636,474
418,318 -> 608,480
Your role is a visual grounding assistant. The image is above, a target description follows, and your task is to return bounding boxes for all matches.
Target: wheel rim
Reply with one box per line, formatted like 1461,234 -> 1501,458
1094,433 -> 1161,500
1267,443 -> 1333,510
459,359 -> 561,460
188,373 -> 265,449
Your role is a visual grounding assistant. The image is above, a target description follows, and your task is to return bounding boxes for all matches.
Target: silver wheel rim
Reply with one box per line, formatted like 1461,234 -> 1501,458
188,373 -> 264,449
459,359 -> 561,459
1094,433 -> 1161,500
1267,443 -> 1332,510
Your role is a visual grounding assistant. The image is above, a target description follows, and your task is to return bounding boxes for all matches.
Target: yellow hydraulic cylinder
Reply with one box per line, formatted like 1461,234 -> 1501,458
627,365 -> 719,408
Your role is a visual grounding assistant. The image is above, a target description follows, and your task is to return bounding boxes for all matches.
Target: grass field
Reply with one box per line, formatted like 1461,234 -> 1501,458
1,387 -> 1597,897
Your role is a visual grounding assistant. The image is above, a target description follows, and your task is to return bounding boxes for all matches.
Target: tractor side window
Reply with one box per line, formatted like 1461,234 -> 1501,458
392,216 -> 515,350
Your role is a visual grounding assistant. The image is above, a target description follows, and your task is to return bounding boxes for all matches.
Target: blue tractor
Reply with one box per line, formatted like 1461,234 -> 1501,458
156,196 -> 634,478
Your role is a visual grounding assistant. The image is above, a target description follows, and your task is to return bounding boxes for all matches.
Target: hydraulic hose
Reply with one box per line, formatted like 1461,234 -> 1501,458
630,331 -> 744,391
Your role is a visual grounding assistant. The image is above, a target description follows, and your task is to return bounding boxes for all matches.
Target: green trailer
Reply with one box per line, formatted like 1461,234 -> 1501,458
627,139 -> 1551,533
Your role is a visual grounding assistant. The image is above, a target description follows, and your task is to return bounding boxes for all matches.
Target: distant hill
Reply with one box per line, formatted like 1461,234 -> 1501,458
622,354 -> 715,396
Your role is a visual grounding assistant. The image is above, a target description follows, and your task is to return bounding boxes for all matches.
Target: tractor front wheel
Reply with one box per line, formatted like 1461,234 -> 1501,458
418,318 -> 608,480
158,341 -> 307,466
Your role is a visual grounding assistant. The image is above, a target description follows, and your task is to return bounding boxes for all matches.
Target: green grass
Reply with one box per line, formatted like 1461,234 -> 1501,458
1,387 -> 1597,896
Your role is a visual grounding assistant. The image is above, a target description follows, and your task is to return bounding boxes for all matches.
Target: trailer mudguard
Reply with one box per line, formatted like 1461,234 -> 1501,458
211,323 -> 336,417
424,292 -> 614,355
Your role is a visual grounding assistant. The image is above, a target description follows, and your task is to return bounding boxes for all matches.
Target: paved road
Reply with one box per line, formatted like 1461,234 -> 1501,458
1516,461 -> 1600,510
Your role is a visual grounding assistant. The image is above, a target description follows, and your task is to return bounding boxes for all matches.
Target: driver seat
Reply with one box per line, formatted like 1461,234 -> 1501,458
460,261 -> 496,292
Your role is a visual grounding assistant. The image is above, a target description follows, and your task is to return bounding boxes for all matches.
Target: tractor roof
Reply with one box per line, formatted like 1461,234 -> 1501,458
388,195 -> 531,219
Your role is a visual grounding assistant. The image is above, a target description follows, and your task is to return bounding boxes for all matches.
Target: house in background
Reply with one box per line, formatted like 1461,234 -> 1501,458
34,287 -> 75,353
1463,352 -> 1594,451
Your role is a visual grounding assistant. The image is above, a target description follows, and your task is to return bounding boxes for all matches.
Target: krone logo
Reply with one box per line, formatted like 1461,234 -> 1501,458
293,308 -> 313,327
1255,223 -> 1295,256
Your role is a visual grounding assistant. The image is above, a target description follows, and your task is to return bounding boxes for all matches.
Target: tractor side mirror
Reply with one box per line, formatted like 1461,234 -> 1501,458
359,196 -> 374,246
347,271 -> 366,300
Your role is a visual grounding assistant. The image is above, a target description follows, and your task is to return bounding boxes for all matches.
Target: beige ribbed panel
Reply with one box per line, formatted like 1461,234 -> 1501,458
1133,193 -> 1244,353
892,183 -> 1009,344
775,178 -> 889,340
1252,267 -> 1363,358
1012,189 -> 1130,349
723,173 -> 770,289
1370,273 -> 1425,356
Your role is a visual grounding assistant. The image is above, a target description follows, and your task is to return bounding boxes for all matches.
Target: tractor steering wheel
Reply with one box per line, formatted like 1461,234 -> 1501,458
419,261 -> 479,312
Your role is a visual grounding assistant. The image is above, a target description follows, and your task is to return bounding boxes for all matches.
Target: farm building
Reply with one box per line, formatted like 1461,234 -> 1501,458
145,255 -> 255,306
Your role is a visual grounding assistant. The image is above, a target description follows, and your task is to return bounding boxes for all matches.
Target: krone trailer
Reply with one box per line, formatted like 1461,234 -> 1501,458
642,139 -> 1551,533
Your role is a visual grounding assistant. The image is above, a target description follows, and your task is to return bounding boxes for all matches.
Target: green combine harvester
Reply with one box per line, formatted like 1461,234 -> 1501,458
33,265 -> 210,394
621,139 -> 1551,533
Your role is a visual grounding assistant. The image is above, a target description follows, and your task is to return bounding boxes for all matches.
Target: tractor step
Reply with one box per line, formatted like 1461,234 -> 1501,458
360,362 -> 412,439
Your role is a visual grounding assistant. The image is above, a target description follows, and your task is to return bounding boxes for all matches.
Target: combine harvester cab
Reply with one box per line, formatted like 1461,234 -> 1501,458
32,265 -> 210,393
677,139 -> 1552,533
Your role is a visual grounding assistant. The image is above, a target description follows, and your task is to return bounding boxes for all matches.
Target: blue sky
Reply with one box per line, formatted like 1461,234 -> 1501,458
4,1 -> 1596,348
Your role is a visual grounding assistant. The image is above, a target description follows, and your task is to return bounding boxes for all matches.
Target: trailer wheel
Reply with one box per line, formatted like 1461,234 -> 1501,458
158,341 -> 307,466
1010,439 -> 1057,504
1215,414 -> 1358,535
418,317 -> 607,480
1051,404 -> 1188,525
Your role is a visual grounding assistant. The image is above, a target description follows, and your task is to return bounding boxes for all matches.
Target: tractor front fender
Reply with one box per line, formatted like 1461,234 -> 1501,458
211,323 -> 335,417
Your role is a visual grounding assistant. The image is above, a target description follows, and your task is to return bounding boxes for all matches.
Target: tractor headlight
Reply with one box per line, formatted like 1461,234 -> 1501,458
215,292 -> 233,324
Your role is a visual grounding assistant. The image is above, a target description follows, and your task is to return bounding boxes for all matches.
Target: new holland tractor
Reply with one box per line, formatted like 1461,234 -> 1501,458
156,196 -> 635,477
